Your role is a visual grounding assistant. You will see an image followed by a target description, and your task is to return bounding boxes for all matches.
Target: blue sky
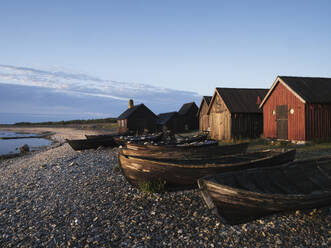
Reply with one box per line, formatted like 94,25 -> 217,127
1,0 -> 331,95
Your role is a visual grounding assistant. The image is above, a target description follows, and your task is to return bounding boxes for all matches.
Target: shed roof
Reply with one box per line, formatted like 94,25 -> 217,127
178,102 -> 198,115
197,96 -> 212,116
212,88 -> 268,113
118,104 -> 156,120
157,111 -> 177,125
260,76 -> 331,108
203,96 -> 212,105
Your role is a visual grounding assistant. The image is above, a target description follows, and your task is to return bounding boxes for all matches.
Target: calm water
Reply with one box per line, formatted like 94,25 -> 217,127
0,131 -> 52,156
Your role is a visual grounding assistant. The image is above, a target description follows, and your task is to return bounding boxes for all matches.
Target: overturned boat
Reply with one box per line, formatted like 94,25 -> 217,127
118,149 -> 296,191
198,156 -> 331,225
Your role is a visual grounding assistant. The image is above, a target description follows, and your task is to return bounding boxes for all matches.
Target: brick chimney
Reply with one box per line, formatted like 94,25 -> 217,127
128,99 -> 134,109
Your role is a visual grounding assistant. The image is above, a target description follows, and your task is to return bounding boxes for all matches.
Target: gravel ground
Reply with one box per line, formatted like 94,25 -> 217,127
0,128 -> 330,247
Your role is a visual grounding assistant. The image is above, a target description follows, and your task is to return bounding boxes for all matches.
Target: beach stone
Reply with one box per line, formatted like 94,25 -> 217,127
19,144 -> 30,153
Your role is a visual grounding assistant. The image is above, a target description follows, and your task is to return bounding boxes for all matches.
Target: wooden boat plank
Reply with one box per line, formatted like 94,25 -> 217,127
265,166 -> 305,194
198,157 -> 331,224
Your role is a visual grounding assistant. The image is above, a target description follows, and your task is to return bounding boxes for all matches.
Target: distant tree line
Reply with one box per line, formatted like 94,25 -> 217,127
12,117 -> 117,126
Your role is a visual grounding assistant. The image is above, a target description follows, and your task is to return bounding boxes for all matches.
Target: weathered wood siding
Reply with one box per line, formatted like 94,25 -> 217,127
231,113 -> 263,139
262,82 -> 306,141
199,101 -> 210,132
306,104 -> 331,141
117,119 -> 128,134
209,94 -> 231,140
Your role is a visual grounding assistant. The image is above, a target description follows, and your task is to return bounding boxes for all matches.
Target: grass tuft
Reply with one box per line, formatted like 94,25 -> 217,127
139,180 -> 166,193
113,163 -> 120,173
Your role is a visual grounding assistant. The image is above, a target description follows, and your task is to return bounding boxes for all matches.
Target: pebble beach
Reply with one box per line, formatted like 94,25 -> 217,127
0,127 -> 330,247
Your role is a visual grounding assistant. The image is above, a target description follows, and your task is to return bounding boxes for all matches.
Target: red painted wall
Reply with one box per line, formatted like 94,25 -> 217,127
263,82 -> 306,141
306,104 -> 331,141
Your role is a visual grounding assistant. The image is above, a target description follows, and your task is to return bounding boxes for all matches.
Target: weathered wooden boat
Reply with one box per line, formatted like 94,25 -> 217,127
66,137 -> 117,151
125,139 -> 219,151
85,133 -> 120,140
198,156 -> 331,225
118,149 -> 296,191
122,141 -> 243,160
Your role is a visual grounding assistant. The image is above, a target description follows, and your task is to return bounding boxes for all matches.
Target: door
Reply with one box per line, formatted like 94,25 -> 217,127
276,105 -> 288,139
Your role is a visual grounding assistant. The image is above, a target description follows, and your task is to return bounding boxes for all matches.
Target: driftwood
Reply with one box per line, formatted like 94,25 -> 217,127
198,156 -> 331,225
118,149 -> 296,191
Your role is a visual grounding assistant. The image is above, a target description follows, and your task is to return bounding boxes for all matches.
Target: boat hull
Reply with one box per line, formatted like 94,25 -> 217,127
123,142 -> 248,159
198,156 -> 331,224
118,149 -> 296,191
66,138 -> 117,151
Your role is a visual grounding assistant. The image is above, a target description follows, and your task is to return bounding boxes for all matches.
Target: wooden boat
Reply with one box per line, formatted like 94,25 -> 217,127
122,141 -> 243,160
66,137 -> 117,151
198,156 -> 331,225
125,139 -> 219,151
85,133 -> 120,140
124,142 -> 246,158
118,149 -> 296,191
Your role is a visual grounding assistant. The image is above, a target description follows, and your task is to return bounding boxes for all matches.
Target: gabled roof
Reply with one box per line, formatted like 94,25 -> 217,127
157,111 -> 177,125
260,76 -> 331,108
178,102 -> 198,115
208,88 -> 268,114
197,96 -> 212,116
118,104 -> 156,120
203,96 -> 212,105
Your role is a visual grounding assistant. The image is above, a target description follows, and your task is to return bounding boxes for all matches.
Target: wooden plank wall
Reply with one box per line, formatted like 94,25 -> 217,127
306,104 -> 331,141
199,102 -> 210,131
209,94 -> 231,140
231,113 -> 263,139
263,82 -> 306,141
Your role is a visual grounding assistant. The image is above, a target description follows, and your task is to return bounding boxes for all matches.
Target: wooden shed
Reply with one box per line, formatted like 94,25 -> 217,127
208,88 -> 268,140
178,102 -> 199,131
157,111 -> 181,132
197,96 -> 212,132
117,103 -> 158,134
259,76 -> 331,141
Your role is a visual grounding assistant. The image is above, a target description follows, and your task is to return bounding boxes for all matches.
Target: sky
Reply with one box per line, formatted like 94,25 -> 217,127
1,0 -> 331,95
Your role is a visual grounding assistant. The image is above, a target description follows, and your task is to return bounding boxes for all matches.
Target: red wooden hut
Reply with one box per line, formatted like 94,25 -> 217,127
259,76 -> 331,141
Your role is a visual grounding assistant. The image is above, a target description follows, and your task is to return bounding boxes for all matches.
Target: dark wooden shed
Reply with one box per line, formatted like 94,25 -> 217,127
117,104 -> 158,134
260,76 -> 331,141
197,96 -> 212,132
157,111 -> 181,132
207,88 -> 268,140
178,102 -> 199,131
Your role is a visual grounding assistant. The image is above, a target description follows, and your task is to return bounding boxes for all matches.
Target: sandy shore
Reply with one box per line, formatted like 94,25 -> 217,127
0,127 -> 330,247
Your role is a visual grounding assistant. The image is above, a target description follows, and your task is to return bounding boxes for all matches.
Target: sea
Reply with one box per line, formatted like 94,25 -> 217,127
0,131 -> 52,156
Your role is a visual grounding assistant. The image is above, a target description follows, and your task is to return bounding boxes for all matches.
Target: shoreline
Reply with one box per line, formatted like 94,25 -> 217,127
0,126 -> 330,247
0,126 -> 112,161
